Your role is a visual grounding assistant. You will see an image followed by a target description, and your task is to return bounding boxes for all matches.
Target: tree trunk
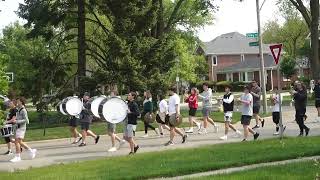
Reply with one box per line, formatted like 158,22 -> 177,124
310,0 -> 320,79
77,0 -> 86,94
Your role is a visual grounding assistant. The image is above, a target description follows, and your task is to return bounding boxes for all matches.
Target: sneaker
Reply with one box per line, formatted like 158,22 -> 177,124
182,135 -> 187,143
29,149 -> 37,159
79,143 -> 86,147
141,134 -> 149,138
108,147 -> 117,152
164,141 -> 174,146
128,152 -> 134,155
134,145 -> 140,153
273,131 -> 279,135
252,125 -> 260,129
233,130 -> 242,138
253,133 -> 260,140
76,137 -> 82,144
10,156 -> 21,163
196,122 -> 202,131
261,119 -> 265,127
119,140 -> 126,148
213,125 -> 219,133
198,128 -> 208,134
95,135 -> 100,144
305,128 -> 310,136
298,132 -> 303,137
185,128 -> 194,133
155,128 -> 160,135
220,135 -> 227,140
242,139 -> 247,142
4,150 -> 12,155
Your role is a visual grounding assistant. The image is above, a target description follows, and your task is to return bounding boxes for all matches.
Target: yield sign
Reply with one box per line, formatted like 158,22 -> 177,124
269,44 -> 283,65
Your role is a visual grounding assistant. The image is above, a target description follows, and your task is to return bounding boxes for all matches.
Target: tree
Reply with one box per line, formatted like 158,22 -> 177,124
0,54 -> 9,95
287,0 -> 320,79
280,55 -> 297,79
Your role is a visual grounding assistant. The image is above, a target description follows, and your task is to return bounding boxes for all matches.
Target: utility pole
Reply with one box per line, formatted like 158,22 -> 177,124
256,0 -> 268,113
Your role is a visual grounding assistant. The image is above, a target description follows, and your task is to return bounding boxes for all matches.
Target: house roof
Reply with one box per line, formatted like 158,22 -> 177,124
216,54 -> 277,73
203,32 -> 271,55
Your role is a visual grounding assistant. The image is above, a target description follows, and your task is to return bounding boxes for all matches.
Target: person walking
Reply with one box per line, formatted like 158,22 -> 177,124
292,82 -> 310,136
155,93 -> 170,137
198,82 -> 218,134
10,97 -> 37,162
184,88 -> 201,133
78,92 -> 100,147
219,85 -> 242,140
69,116 -> 82,144
3,100 -> 17,155
271,87 -> 286,135
251,81 -> 265,129
141,90 -> 159,138
313,79 -> 320,122
124,92 -> 140,155
239,86 -> 260,142
164,87 -> 187,146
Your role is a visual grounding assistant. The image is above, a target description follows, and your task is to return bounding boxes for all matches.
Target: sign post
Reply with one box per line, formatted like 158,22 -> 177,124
269,44 -> 284,139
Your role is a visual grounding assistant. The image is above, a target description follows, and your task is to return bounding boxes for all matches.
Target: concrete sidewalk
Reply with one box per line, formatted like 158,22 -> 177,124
0,107 -> 319,172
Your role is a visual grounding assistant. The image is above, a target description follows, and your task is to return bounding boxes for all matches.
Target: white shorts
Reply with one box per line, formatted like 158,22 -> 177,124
15,128 -> 26,139
224,112 -> 233,122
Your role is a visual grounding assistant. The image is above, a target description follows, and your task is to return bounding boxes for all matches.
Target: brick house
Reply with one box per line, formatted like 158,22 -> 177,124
198,32 -> 288,90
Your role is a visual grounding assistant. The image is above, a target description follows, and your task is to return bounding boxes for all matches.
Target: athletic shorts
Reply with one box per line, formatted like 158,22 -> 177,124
107,122 -> 116,133
224,111 -> 233,122
202,107 -> 212,117
124,124 -> 136,138
4,137 -> 10,143
80,122 -> 90,131
315,100 -> 320,108
15,128 -> 26,139
189,108 -> 197,116
253,105 -> 260,114
241,115 -> 252,125
168,113 -> 181,127
272,112 -> 280,124
69,117 -> 78,127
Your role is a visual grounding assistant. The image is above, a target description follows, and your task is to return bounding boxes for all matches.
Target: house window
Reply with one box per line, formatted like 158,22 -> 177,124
247,72 -> 254,81
212,55 -> 217,66
226,73 -> 233,81
241,54 -> 245,62
240,72 -> 246,82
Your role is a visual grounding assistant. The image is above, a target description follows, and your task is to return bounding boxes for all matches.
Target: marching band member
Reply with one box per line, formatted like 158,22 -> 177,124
219,85 -> 242,140
125,92 -> 140,155
141,90 -> 159,138
10,97 -> 37,162
3,100 -> 17,155
156,93 -> 170,137
69,115 -> 82,144
78,92 -> 100,147
184,87 -> 201,134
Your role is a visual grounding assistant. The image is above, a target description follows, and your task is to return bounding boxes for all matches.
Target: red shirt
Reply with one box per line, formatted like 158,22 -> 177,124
185,94 -> 198,109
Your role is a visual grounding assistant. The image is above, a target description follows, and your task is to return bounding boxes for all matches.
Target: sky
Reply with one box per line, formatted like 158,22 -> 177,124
0,0 -> 279,42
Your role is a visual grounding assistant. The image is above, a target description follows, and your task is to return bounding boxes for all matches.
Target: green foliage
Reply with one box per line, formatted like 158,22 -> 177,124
280,56 -> 297,79
0,54 -> 9,95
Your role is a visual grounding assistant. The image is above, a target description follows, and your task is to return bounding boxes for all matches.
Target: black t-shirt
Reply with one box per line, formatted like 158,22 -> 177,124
127,100 -> 140,125
6,108 -> 18,123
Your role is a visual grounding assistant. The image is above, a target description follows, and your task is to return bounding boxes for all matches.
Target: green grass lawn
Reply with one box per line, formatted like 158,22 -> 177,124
196,160 -> 320,180
0,137 -> 319,180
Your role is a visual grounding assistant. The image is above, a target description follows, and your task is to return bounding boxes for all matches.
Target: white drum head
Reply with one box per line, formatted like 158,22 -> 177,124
65,97 -> 83,116
90,96 -> 106,118
100,97 -> 128,124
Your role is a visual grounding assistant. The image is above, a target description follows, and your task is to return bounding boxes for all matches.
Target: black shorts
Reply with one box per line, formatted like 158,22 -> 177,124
4,137 -> 10,143
189,108 -> 197,116
253,105 -> 260,114
272,112 -> 280,125
80,122 -> 90,131
69,117 -> 78,127
315,100 -> 320,108
241,115 -> 252,125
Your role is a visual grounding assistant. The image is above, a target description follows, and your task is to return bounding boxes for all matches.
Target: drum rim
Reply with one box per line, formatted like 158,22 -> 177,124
88,96 -> 107,118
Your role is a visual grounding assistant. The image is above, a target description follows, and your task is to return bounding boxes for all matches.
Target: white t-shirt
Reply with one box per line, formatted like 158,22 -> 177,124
240,93 -> 253,116
159,99 -> 168,114
272,94 -> 282,112
168,93 -> 180,116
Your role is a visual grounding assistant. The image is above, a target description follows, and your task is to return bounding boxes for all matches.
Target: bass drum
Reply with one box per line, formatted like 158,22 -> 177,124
60,96 -> 83,116
98,97 -> 128,124
87,95 -> 107,118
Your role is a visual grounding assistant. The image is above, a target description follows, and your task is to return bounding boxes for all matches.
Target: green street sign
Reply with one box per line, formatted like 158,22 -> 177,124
246,33 -> 258,38
249,41 -> 259,46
